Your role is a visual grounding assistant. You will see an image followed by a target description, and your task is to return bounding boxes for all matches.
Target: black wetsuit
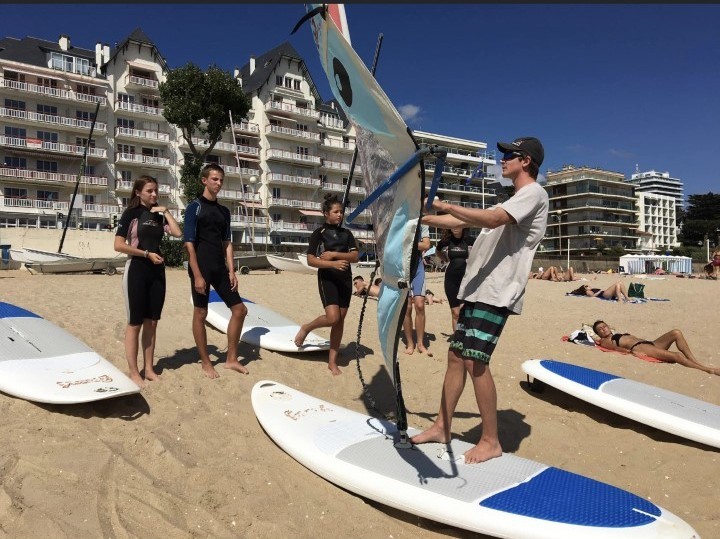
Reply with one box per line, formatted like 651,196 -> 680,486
184,196 -> 242,309
307,223 -> 357,308
116,205 -> 167,325
437,234 -> 475,308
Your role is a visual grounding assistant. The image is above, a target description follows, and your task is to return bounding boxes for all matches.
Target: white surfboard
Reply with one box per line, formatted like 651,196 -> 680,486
522,359 -> 720,449
252,380 -> 698,539
0,301 -> 140,404
198,290 -> 330,353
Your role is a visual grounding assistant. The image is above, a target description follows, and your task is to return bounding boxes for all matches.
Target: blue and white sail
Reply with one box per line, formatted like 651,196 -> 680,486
306,4 -> 424,391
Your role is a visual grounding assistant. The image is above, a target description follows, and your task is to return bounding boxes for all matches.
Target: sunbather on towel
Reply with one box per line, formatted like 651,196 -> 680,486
568,281 -> 629,302
592,320 -> 719,375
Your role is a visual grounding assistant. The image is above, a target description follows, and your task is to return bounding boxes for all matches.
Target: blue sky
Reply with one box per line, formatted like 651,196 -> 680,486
3,4 -> 719,196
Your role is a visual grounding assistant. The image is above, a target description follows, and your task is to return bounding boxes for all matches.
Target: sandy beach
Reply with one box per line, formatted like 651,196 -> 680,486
0,267 -> 717,539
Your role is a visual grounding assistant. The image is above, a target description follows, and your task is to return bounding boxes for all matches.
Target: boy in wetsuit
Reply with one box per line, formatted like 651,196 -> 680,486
184,164 -> 249,378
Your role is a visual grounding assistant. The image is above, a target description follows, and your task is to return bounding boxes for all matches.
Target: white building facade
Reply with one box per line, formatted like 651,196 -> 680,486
636,192 -> 679,252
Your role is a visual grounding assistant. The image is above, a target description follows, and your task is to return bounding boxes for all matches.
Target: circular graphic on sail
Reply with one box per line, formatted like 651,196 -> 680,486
332,57 -> 353,107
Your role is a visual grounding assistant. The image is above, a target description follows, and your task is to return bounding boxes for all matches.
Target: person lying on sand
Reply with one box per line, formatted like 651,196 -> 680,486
568,281 -> 629,302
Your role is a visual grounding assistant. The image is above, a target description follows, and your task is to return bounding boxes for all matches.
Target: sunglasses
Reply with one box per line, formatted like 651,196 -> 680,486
502,151 -> 525,161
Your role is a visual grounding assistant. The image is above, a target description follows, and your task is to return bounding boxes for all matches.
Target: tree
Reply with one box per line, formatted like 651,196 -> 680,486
160,63 -> 251,201
677,192 -> 720,246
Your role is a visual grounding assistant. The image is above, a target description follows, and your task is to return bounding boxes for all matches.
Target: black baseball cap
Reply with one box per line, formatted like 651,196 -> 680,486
497,137 -> 544,167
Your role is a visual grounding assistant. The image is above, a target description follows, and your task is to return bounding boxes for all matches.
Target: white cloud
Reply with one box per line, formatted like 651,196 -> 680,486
398,104 -> 422,126
609,148 -> 635,159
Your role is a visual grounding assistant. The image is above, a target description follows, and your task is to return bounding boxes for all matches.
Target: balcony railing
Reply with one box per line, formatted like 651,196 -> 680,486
233,120 -> 260,134
232,214 -> 269,226
268,197 -> 321,211
0,107 -> 107,133
0,135 -> 107,158
321,182 -> 364,195
267,173 -> 321,188
265,101 -> 320,119
189,137 -> 259,156
0,79 -> 107,105
115,153 -> 170,167
0,196 -> 68,211
223,165 -> 261,177
115,180 -> 171,194
320,159 -> 350,172
115,101 -> 163,116
271,220 -> 315,232
266,149 -> 320,165
217,189 -> 260,202
0,167 -> 108,187
265,124 -> 320,142
115,126 -> 170,142
126,74 -> 159,89
320,138 -> 355,151
318,115 -> 345,130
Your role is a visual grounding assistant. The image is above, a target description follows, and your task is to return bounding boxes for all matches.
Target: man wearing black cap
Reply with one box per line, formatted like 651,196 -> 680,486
411,136 -> 549,463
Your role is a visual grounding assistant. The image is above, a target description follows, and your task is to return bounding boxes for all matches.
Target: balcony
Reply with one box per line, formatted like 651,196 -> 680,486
188,137 -> 259,157
321,182 -> 364,195
0,167 -> 108,187
266,173 -> 321,188
0,79 -> 108,106
233,120 -> 260,135
267,197 -> 321,211
231,214 -> 269,227
0,196 -> 68,213
320,138 -> 354,152
0,107 -> 107,134
217,189 -> 259,203
115,101 -> 163,117
266,148 -> 320,166
271,220 -> 315,233
115,126 -> 170,143
265,124 -> 320,143
223,164 -> 260,177
318,115 -> 345,131
83,203 -> 119,217
115,179 -> 171,195
0,135 -> 107,158
265,101 -> 320,120
125,74 -> 159,89
115,152 -> 170,168
320,158 -> 350,173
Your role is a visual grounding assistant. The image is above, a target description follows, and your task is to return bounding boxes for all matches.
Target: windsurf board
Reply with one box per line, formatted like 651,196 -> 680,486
522,359 -> 720,448
0,301 -> 140,404
195,290 -> 330,353
252,380 -> 698,539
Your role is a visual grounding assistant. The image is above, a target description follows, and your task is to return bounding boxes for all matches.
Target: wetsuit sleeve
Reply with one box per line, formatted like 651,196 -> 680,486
345,229 -> 358,252
221,205 -> 232,242
183,201 -> 199,243
115,208 -> 134,239
307,228 -> 322,256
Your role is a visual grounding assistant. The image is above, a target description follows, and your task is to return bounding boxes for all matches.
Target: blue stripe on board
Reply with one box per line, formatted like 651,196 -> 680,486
540,359 -> 621,390
208,290 -> 253,305
480,467 -> 660,527
0,302 -> 41,319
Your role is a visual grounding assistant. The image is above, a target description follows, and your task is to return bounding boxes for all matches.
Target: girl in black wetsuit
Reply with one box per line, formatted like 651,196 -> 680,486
294,194 -> 359,375
114,175 -> 182,387
437,227 -> 474,332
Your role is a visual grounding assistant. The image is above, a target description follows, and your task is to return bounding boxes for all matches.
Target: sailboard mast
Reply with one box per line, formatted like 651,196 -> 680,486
58,101 -> 101,253
228,110 -> 254,256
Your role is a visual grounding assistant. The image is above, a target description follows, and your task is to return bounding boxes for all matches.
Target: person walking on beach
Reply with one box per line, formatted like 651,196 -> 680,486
411,136 -> 549,463
114,175 -> 182,387
184,164 -> 248,378
592,320 -> 719,375
437,226 -> 474,332
403,224 -> 432,355
294,193 -> 359,375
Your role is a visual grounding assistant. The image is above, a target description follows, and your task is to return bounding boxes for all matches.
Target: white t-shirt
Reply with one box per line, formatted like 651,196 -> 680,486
457,181 -> 548,314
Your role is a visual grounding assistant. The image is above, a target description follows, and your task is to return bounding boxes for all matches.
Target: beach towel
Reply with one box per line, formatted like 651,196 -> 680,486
564,294 -> 669,303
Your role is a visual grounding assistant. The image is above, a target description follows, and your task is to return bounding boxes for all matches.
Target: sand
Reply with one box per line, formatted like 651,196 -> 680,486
0,268 -> 717,539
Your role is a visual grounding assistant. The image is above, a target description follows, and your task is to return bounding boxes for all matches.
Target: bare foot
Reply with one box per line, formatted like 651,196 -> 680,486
201,363 -> 220,379
410,424 -> 450,445
144,369 -> 161,382
224,359 -> 249,375
129,372 -> 145,388
294,326 -> 308,347
463,439 -> 502,464
417,346 -> 433,357
328,363 -> 342,376
404,345 -> 415,355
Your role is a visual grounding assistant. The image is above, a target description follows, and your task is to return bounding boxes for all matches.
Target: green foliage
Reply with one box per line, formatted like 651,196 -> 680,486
159,63 -> 251,201
678,192 -> 720,246
161,234 -> 186,268
608,245 -> 625,257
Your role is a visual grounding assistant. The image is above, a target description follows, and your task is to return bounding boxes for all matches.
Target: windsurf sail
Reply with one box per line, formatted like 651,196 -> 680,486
304,4 -> 445,442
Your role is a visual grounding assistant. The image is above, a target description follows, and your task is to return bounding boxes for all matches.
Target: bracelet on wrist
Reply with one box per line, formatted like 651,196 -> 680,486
144,250 -> 149,258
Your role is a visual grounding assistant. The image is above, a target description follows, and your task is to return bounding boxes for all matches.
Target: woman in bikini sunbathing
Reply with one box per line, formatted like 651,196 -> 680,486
568,281 -> 630,302
592,320 -> 719,375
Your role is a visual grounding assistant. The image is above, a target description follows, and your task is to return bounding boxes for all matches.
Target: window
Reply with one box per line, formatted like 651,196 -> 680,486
120,170 -> 133,181
295,101 -> 307,110
296,124 -> 307,132
142,147 -> 159,158
84,165 -> 95,176
4,187 -> 27,199
296,146 -> 308,156
37,131 -> 58,143
38,77 -> 57,88
36,160 -> 58,173
84,194 -> 95,205
37,190 -> 58,201
269,119 -> 280,127
118,93 -> 134,104
76,137 -> 96,148
142,96 -> 159,108
4,99 -> 25,110
354,179 -> 361,188
118,144 -> 134,154
4,71 -> 25,83
272,213 -> 281,221
5,126 -> 26,138
76,110 -> 95,122
117,118 -> 135,129
284,76 -> 293,89
293,79 -> 301,91
76,84 -> 96,96
206,154 -> 220,164
3,157 -> 26,169
50,52 -> 90,75
272,188 -> 281,198
276,75 -> 283,86
37,104 -> 57,116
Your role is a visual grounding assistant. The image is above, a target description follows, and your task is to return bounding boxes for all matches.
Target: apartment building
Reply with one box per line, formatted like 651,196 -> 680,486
636,192 -> 679,252
628,169 -> 684,218
1,30 -> 497,252
543,165 -> 639,255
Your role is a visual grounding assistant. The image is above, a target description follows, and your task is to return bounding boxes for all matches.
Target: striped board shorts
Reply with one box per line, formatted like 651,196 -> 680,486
449,301 -> 510,364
